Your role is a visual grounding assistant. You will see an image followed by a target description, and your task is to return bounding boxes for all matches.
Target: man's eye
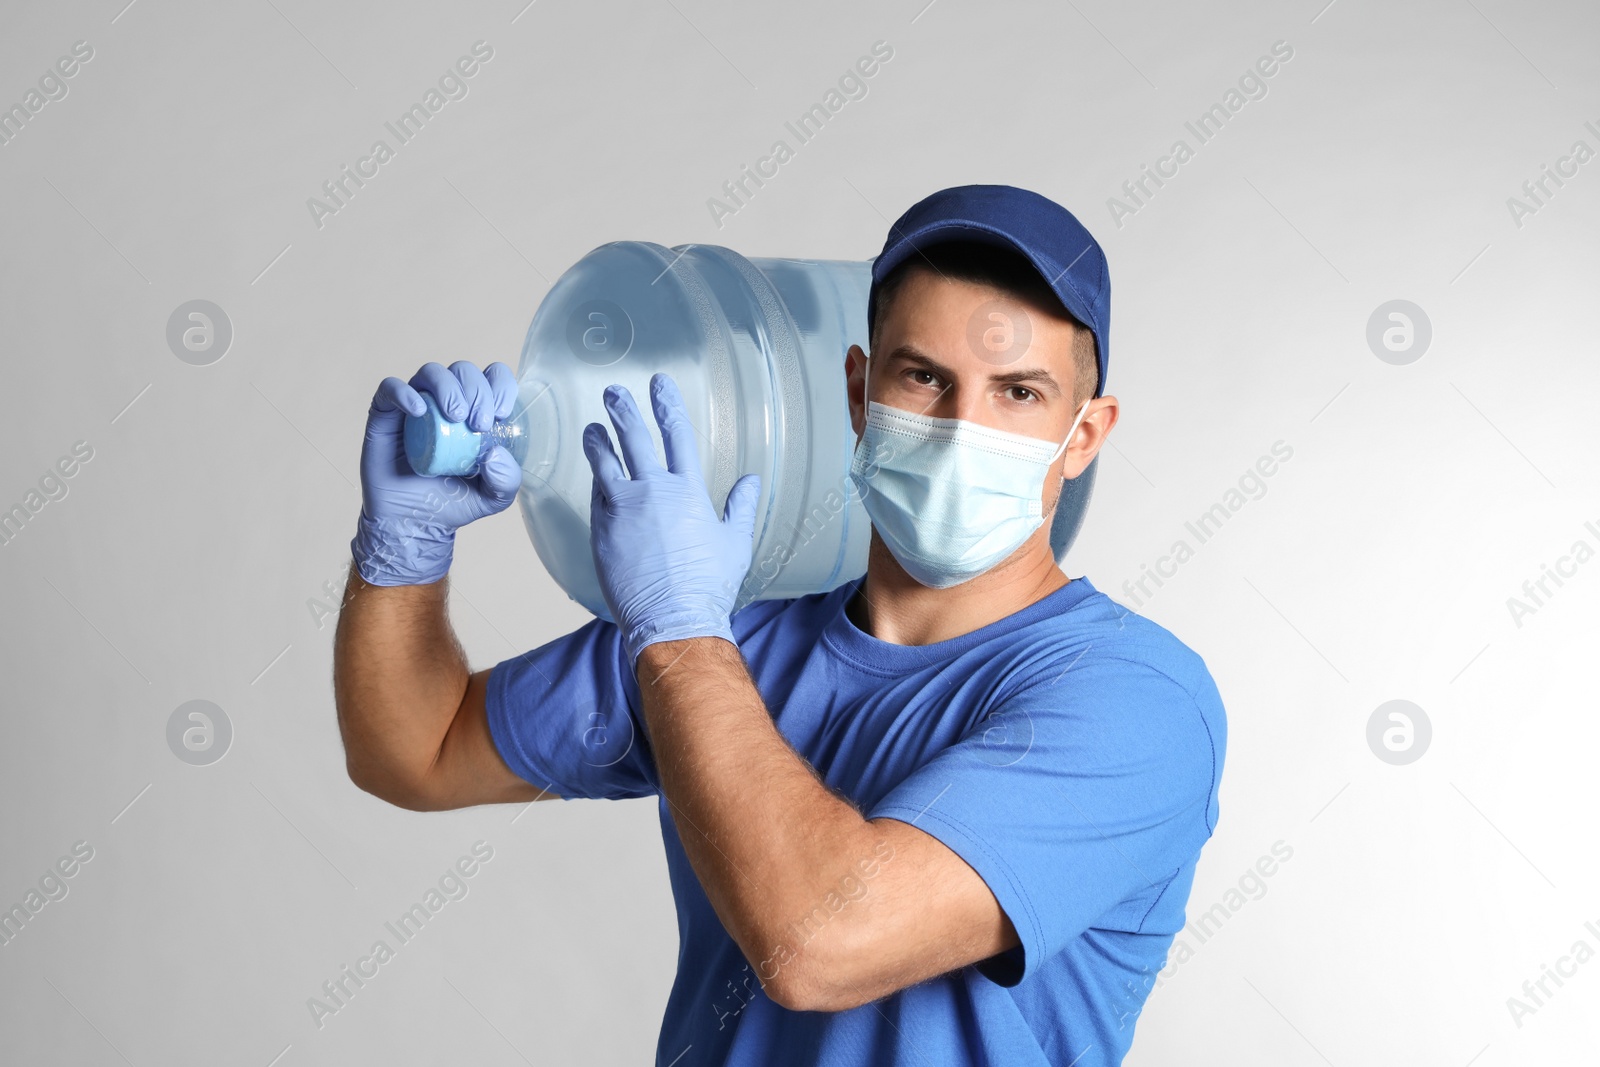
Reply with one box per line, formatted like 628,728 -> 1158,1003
909,370 -> 938,386
1008,386 -> 1036,402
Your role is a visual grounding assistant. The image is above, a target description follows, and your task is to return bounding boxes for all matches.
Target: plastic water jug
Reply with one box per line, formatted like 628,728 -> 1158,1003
404,241 -> 1099,621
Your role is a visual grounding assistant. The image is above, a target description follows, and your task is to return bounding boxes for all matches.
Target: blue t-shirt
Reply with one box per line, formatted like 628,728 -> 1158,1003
486,574 -> 1226,1067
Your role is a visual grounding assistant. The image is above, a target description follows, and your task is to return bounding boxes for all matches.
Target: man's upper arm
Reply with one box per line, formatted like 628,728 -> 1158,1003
477,618 -> 660,801
782,816 -> 1018,1012
416,668 -> 564,810
412,608 -> 661,807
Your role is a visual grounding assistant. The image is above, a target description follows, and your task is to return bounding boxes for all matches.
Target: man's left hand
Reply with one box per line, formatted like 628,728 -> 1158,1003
583,373 -> 761,667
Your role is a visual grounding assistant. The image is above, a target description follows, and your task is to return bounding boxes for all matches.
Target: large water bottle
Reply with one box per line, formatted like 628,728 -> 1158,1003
404,241 -> 1098,622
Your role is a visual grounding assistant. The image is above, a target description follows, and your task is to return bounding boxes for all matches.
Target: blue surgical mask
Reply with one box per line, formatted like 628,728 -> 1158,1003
848,356 -> 1092,589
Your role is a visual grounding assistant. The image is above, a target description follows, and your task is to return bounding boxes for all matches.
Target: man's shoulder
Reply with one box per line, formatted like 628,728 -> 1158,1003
1028,584 -> 1227,800
1019,581 -> 1223,711
729,580 -> 850,646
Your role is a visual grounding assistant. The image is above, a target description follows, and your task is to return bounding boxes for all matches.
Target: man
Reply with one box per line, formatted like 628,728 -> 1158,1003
336,184 -> 1227,1066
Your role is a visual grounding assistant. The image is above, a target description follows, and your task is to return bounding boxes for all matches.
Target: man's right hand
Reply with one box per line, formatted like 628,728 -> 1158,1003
350,360 -> 523,586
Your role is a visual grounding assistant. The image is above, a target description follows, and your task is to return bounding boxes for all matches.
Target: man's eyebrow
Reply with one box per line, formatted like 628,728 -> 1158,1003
884,345 -> 1063,396
882,346 -> 954,377
988,365 -> 1064,396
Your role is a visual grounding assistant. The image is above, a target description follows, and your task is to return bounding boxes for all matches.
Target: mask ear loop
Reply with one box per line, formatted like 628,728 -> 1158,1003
1042,398 -> 1093,526
1049,398 -> 1093,464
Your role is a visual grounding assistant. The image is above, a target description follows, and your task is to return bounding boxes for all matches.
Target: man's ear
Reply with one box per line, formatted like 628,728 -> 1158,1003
1059,396 -> 1118,479
845,344 -> 869,436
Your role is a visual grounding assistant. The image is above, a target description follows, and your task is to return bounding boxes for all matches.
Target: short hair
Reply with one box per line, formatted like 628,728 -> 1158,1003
868,239 -> 1099,407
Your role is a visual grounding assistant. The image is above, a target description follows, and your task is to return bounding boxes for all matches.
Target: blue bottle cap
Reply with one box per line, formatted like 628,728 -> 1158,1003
404,392 -> 484,477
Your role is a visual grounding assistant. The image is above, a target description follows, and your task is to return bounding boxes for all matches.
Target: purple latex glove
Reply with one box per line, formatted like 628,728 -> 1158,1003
583,373 -> 761,665
351,361 -> 522,586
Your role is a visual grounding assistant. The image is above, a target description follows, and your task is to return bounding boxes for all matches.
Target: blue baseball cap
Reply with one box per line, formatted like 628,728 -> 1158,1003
867,184 -> 1111,398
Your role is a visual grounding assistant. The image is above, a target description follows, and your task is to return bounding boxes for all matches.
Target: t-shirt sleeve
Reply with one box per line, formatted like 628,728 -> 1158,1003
484,616 -> 658,801
865,655 -> 1222,986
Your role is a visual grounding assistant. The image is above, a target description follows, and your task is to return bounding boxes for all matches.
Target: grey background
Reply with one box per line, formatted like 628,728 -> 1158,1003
1,0 -> 1596,1063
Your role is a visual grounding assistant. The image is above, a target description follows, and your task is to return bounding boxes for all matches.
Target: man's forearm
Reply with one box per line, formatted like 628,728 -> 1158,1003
334,565 -> 468,799
635,637 -> 879,995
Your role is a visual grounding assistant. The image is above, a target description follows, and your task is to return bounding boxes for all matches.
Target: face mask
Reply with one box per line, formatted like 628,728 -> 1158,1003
848,355 -> 1092,589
